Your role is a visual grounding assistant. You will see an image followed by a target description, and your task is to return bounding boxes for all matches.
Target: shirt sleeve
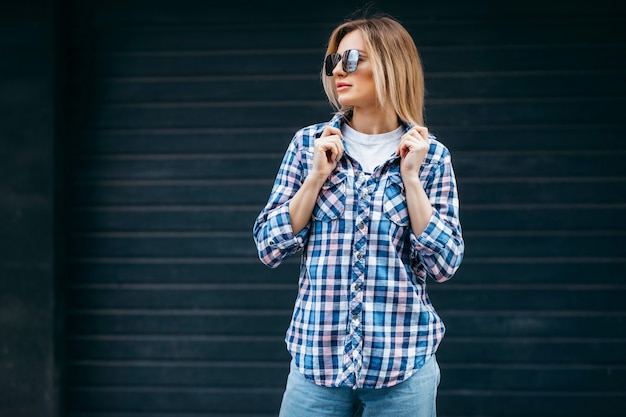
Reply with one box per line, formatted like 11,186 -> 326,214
409,151 -> 465,282
253,135 -> 310,268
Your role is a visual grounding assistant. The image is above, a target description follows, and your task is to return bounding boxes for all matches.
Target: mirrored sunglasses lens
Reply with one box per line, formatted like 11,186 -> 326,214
344,50 -> 359,73
325,53 -> 340,76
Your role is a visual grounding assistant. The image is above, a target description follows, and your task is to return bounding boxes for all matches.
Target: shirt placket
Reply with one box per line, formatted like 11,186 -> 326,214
344,170 -> 371,388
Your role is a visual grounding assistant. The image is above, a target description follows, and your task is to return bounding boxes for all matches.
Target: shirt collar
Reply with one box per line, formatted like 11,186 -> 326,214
327,112 -> 413,171
328,112 -> 413,133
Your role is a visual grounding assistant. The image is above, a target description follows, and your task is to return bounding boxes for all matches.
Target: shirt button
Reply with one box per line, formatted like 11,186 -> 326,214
356,253 -> 363,260
353,282 -> 361,291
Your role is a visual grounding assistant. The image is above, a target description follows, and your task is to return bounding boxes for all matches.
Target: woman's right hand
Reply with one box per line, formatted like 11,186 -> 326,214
311,126 -> 344,179
287,126 -> 344,234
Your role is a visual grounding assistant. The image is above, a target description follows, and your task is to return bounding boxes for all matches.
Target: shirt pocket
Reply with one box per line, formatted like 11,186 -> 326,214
312,171 -> 347,221
383,174 -> 410,226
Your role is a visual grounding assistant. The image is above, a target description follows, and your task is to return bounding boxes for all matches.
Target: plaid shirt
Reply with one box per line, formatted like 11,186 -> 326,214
253,113 -> 464,389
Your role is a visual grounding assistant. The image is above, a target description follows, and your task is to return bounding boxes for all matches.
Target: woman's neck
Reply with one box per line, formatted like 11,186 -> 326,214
348,106 -> 399,135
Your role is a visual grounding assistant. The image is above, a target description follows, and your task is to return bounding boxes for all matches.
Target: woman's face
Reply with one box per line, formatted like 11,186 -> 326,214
331,30 -> 377,109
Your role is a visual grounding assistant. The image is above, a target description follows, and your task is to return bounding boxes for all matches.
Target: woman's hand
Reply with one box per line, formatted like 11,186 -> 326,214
397,125 -> 433,236
312,126 -> 344,180
397,125 -> 429,177
287,126 -> 344,234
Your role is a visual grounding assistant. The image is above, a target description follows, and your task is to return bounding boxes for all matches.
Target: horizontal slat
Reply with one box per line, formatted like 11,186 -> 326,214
66,284 -> 625,312
453,152 -> 624,179
72,155 -> 284,180
460,206 -> 626,232
68,337 -> 289,361
67,311 -> 626,338
68,0 -> 626,28
87,71 -> 626,102
92,101 -> 330,129
69,179 -> 626,205
66,387 -> 282,413
65,388 -> 626,417
457,180 -> 626,205
68,206 -> 626,233
463,234 -> 626,258
73,50 -> 323,77
67,286 -> 297,310
88,98 -> 626,129
74,18 -> 625,52
69,413 -> 274,417
68,311 -> 292,336
425,71 -> 626,99
67,260 -> 626,285
450,261 -> 626,285
69,181 -> 275,205
94,100 -> 331,129
437,391 -> 626,416
94,76 -> 324,102
75,26 -> 330,53
66,361 -> 625,391
67,410 -> 277,417
72,45 -> 626,78
67,233 -> 626,258
437,339 -> 626,365
69,260 -> 301,284
441,365 -> 626,392
71,151 -> 625,180
67,361 -> 289,388
67,337 -> 626,365
68,234 -> 259,258
439,314 -> 626,338
71,125 -> 626,154
70,207 -> 261,232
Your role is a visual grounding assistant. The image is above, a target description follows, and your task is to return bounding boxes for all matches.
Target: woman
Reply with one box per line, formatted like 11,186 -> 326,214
253,14 -> 464,417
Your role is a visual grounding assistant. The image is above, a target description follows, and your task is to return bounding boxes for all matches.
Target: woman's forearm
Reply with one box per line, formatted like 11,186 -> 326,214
403,176 -> 433,236
288,173 -> 328,234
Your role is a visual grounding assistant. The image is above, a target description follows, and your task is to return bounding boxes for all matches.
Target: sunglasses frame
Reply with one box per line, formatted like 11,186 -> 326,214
324,49 -> 361,76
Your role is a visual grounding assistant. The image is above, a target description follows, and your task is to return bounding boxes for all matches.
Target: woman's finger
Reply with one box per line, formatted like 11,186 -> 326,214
397,135 -> 416,157
412,125 -> 428,139
324,137 -> 344,162
328,140 -> 344,162
315,138 -> 342,163
321,125 -> 342,138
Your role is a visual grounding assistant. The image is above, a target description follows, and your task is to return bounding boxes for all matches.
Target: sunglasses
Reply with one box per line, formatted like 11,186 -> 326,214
324,49 -> 361,76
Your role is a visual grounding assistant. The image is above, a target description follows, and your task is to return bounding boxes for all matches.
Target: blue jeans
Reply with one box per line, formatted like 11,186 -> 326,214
278,355 -> 441,417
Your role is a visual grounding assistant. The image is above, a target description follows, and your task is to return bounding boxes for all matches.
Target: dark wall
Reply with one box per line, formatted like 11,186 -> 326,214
1,0 -> 625,416
0,1 -> 64,416
62,1 -> 626,416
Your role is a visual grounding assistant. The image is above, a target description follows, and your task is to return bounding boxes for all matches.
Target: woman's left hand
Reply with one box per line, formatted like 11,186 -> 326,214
397,125 -> 429,177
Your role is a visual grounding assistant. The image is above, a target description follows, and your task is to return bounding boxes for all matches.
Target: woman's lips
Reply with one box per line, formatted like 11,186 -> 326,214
336,83 -> 351,91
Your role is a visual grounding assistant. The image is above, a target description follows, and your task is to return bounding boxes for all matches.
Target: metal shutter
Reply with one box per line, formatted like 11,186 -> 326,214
64,1 -> 626,416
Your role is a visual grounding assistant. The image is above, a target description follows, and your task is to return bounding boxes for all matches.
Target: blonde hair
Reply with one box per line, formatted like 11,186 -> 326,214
321,15 -> 425,126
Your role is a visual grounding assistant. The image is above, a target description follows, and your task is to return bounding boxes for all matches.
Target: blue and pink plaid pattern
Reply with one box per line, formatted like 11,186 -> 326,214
253,113 -> 464,389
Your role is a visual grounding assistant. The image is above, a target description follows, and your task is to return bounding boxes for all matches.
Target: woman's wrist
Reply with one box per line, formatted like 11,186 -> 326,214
306,170 -> 330,188
400,174 -> 422,189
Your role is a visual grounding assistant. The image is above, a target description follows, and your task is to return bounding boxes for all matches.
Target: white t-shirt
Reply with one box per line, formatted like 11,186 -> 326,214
341,123 -> 404,174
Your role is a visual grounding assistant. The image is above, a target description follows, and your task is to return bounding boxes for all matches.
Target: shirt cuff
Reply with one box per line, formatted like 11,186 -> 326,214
410,207 -> 452,258
265,203 -> 307,251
